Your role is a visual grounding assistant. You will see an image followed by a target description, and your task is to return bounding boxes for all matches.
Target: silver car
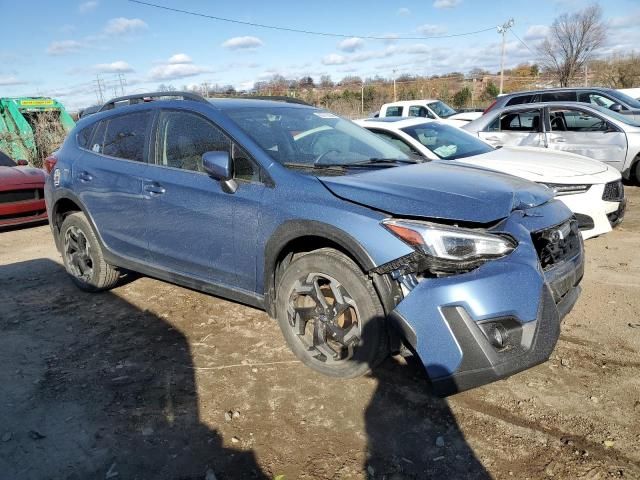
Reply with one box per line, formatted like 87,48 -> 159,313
463,102 -> 640,182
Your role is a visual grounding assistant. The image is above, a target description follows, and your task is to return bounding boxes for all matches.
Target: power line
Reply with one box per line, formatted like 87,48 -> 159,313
511,30 -> 536,55
128,0 -> 497,40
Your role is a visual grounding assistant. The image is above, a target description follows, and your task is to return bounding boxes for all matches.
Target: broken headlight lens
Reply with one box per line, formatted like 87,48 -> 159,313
382,219 -> 516,267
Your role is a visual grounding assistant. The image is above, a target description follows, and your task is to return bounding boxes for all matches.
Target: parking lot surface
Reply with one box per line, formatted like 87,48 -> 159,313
1,188 -> 640,480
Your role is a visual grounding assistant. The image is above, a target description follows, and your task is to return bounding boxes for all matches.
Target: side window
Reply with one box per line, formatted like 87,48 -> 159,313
157,110 -> 261,182
540,91 -> 576,102
408,106 -> 429,118
385,106 -> 403,117
550,108 -> 608,132
497,110 -> 541,132
98,111 -> 152,161
577,92 -> 621,110
157,111 -> 230,173
232,143 -> 261,183
369,129 -> 421,156
77,125 -> 95,149
505,94 -> 535,106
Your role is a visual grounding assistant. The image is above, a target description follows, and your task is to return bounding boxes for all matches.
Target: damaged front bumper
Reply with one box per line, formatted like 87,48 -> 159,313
386,202 -> 584,396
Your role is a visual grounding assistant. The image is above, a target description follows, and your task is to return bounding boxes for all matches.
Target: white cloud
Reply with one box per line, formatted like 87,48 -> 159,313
433,0 -> 461,8
168,53 -> 192,64
417,24 -> 447,36
78,1 -> 98,13
148,54 -> 209,81
47,40 -> 83,55
322,54 -> 348,66
337,37 -> 365,53
524,25 -> 549,41
94,61 -> 134,73
397,7 -> 411,16
0,75 -> 26,86
221,36 -> 264,50
104,18 -> 148,35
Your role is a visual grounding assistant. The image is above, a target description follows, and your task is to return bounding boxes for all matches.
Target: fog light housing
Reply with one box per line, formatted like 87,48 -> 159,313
478,318 -> 521,351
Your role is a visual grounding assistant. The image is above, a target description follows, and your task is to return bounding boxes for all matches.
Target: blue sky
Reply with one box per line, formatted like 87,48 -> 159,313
1,0 -> 638,110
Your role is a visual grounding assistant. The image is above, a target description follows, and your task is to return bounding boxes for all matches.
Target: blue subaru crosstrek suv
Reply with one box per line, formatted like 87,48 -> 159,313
44,92 -> 584,395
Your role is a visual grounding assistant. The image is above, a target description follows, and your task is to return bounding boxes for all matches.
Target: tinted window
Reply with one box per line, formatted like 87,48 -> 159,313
577,92 -> 619,109
496,110 -> 541,132
0,150 -> 16,167
540,91 -> 576,102
427,101 -> 457,118
157,111 -> 230,173
608,90 -> 640,109
401,122 -> 493,160
385,106 -> 403,117
506,94 -> 535,106
550,108 -> 608,132
77,125 -> 94,149
94,112 -> 152,161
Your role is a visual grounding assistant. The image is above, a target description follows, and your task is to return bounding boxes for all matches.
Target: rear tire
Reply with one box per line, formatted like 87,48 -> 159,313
59,212 -> 120,292
275,248 -> 388,378
634,159 -> 640,185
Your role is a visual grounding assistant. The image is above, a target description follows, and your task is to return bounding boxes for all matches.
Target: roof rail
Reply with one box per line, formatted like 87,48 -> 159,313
98,91 -> 209,112
213,95 -> 311,106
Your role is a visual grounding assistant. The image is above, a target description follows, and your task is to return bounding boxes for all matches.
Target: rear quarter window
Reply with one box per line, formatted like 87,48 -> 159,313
540,91 -> 577,102
506,95 -> 535,106
76,125 -> 95,149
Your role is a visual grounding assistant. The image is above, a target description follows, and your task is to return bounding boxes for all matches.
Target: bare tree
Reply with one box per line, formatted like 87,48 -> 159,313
539,4 -> 606,86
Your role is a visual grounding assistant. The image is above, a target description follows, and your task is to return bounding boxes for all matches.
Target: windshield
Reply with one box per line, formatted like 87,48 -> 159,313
225,106 -> 411,170
0,150 -> 16,167
401,122 -> 494,160
608,90 -> 640,109
427,101 -> 457,119
591,105 -> 640,127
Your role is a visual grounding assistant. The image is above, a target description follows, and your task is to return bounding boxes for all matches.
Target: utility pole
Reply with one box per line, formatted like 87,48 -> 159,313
584,63 -> 588,87
392,69 -> 397,101
497,18 -> 514,95
361,82 -> 365,115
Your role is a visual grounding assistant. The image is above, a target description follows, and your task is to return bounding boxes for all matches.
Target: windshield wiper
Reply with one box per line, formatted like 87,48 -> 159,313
319,158 -> 421,168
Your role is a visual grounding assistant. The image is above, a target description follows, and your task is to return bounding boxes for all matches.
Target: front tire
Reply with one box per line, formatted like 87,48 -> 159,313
59,212 -> 120,292
275,248 -> 388,378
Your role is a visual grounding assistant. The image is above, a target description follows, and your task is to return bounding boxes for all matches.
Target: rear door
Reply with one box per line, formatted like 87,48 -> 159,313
73,109 -> 152,260
545,106 -> 627,170
143,108 -> 266,290
477,108 -> 545,148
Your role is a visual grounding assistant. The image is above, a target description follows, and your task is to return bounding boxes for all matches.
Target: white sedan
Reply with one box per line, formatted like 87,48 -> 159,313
356,117 -> 626,240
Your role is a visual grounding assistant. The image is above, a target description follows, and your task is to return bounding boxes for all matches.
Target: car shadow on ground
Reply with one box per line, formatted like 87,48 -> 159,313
0,258 -> 489,479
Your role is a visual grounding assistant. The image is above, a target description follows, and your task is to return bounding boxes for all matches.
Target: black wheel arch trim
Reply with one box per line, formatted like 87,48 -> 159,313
263,220 -> 380,317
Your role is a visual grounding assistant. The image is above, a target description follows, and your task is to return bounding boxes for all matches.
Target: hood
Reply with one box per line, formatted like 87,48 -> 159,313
449,111 -> 483,122
0,166 -> 45,188
457,146 -> 608,180
319,162 -> 553,224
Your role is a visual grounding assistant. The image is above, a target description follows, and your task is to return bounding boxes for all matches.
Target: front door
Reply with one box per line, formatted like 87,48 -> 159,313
478,108 -> 545,148
545,106 -> 628,171
143,109 -> 265,290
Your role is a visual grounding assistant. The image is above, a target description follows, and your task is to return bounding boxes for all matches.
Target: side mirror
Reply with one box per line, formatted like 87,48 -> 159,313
16,159 -> 28,166
610,103 -> 623,113
202,151 -> 237,194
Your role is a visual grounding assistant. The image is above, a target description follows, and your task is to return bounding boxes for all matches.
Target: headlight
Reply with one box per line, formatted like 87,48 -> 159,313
382,219 -> 516,271
540,183 -> 591,196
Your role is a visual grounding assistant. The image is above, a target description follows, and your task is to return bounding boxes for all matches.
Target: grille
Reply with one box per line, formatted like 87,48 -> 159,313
0,188 -> 43,204
532,220 -> 581,270
602,180 -> 624,202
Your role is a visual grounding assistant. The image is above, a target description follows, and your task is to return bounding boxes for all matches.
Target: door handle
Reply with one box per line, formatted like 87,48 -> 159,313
552,138 -> 566,143
486,136 -> 501,142
144,183 -> 166,195
77,171 -> 93,182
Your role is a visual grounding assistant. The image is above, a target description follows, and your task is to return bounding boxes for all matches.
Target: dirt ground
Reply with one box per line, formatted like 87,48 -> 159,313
1,188 -> 640,480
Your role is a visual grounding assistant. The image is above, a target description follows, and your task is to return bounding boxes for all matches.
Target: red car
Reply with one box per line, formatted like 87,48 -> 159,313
0,151 -> 47,228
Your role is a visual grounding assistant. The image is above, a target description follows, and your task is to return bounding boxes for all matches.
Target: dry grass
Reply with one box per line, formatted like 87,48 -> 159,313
29,111 -> 67,168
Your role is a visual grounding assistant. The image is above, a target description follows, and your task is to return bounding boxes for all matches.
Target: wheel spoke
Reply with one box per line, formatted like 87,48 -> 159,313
312,319 -> 338,361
